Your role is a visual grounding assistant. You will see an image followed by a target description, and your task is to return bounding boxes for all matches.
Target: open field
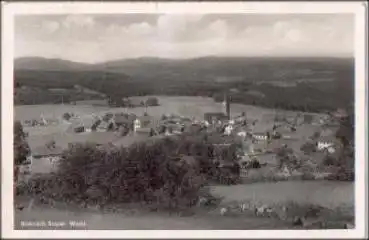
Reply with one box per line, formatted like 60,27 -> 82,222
14,180 -> 353,230
15,95 -> 325,123
211,181 -> 354,210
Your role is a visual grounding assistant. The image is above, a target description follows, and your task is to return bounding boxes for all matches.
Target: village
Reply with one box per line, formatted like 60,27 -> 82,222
18,94 -> 347,181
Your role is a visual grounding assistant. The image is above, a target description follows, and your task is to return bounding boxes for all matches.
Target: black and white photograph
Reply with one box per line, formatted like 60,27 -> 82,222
1,1 -> 367,239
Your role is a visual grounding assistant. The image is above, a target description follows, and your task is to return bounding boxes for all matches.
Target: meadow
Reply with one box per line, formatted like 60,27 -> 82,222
15,95 -> 324,122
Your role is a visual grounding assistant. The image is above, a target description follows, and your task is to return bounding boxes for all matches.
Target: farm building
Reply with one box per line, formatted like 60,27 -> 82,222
204,112 -> 228,124
68,116 -> 99,133
112,113 -> 136,130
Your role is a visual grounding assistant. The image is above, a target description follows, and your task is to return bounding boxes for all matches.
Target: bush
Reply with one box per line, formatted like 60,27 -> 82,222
62,112 -> 72,121
21,135 -> 238,210
323,155 -> 336,166
300,142 -> 316,154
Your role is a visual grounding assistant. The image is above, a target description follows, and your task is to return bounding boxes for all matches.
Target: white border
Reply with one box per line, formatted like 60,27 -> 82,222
1,1 -> 367,239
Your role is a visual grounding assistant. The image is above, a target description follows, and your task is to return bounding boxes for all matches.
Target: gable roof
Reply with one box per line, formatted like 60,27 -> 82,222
69,116 -> 98,129
253,132 -> 268,136
113,114 -> 136,125
318,135 -> 338,143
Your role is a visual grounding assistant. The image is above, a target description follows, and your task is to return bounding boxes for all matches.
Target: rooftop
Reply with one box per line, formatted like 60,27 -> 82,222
113,114 -> 136,125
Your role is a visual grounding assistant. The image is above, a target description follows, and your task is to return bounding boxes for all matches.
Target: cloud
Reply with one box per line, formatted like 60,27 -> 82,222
156,14 -> 203,41
207,20 -> 229,40
41,21 -> 60,33
15,14 -> 354,62
62,15 -> 95,29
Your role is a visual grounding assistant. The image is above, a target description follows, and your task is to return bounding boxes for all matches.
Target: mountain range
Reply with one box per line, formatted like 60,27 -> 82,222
14,56 -> 354,111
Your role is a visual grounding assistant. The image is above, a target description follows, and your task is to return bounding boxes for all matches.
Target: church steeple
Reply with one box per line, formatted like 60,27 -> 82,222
222,92 -> 230,120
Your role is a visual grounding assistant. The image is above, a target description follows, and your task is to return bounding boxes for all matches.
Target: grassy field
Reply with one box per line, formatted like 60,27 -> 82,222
14,207 -> 295,230
211,181 -> 354,210
14,196 -> 298,230
15,96 -> 324,122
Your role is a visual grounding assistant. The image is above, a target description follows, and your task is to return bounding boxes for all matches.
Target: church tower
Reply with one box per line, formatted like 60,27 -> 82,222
222,92 -> 231,120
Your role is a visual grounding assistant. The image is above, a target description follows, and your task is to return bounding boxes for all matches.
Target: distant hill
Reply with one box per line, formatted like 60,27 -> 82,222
91,57 -> 353,85
14,56 -> 354,111
15,56 -> 354,82
14,57 -> 91,72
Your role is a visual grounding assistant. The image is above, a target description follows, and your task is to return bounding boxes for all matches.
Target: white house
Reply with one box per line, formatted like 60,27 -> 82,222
134,115 -> 151,131
134,118 -> 141,131
237,131 -> 247,137
224,125 -> 233,135
317,136 -> 337,151
253,132 -> 268,141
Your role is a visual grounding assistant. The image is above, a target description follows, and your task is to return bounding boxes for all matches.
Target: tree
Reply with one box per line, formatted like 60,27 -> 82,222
336,111 -> 354,148
62,112 -> 72,121
14,121 -> 30,166
276,146 -> 294,169
300,142 -> 316,155
161,114 -> 168,121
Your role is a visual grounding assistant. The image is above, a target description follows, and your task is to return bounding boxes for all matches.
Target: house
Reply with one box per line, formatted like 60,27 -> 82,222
135,127 -> 156,137
27,144 -> 64,174
252,132 -> 269,141
112,114 -> 136,130
96,120 -> 110,132
224,124 -> 234,135
134,115 -> 157,131
204,112 -> 228,124
163,123 -> 184,135
317,136 -> 338,152
69,116 -> 99,133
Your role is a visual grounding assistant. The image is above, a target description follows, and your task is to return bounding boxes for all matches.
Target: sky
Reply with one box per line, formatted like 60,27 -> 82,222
14,14 -> 354,63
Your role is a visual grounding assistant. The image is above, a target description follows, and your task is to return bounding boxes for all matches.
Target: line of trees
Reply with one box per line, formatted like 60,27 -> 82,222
17,133 -> 240,210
